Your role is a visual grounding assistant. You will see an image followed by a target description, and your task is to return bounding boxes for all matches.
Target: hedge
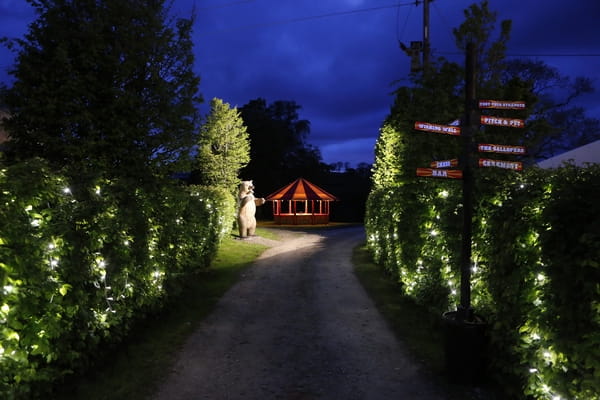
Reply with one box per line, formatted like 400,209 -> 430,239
365,164 -> 600,400
0,158 -> 235,399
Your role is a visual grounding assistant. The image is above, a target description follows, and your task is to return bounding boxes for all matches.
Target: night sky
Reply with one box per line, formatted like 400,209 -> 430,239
1,0 -> 599,166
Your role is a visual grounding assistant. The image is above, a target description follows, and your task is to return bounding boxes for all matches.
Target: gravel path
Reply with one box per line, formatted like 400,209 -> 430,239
152,226 -> 448,400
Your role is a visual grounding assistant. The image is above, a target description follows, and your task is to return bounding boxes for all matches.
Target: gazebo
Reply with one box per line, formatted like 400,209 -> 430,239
265,178 -> 339,225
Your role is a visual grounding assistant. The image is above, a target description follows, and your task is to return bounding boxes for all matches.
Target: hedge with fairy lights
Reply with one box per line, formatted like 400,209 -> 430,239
365,161 -> 599,399
0,158 -> 235,398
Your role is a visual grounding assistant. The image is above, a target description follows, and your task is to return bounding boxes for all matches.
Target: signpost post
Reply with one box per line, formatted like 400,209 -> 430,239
414,42 -> 527,384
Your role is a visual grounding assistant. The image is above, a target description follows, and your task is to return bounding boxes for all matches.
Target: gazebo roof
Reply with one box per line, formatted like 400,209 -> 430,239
266,178 -> 339,201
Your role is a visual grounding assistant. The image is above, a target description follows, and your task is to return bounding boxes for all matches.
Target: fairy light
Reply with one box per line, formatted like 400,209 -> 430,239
62,187 -> 71,194
536,273 -> 546,284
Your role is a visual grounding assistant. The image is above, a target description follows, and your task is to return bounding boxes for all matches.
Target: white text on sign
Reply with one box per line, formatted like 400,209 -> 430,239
430,159 -> 459,168
480,116 -> 524,128
478,100 -> 526,110
478,143 -> 526,155
416,168 -> 463,179
414,121 -> 461,136
478,158 -> 523,171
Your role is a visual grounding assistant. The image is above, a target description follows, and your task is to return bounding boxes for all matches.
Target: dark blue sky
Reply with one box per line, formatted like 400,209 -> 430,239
1,0 -> 599,166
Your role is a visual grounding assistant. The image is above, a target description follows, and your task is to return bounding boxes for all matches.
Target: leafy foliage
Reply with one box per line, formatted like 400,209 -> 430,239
1,0 -> 201,181
366,163 -> 600,400
239,98 -> 327,194
366,2 -> 600,398
0,158 -> 233,399
192,98 -> 250,192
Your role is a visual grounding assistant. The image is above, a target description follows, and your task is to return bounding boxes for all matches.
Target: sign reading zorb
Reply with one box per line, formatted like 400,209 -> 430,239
478,158 -> 523,171
478,143 -> 526,155
414,121 -> 461,136
416,168 -> 463,179
430,159 -> 459,168
480,115 -> 524,128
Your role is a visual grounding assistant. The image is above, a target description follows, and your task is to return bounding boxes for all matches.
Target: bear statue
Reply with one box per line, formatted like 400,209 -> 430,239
237,180 -> 266,238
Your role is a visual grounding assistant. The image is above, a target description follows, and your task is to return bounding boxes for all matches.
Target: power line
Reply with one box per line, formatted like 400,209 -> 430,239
203,2 -> 416,33
434,51 -> 600,57
197,0 -> 255,11
396,1 -> 414,42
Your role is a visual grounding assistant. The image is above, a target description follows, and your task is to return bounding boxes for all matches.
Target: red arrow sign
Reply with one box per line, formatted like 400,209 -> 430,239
414,121 -> 461,136
480,115 -> 525,128
478,143 -> 526,155
478,158 -> 523,171
478,100 -> 526,110
430,159 -> 459,168
417,168 -> 463,179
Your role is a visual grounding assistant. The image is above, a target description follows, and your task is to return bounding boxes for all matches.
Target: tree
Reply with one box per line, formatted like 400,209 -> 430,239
192,98 -> 250,191
1,0 -> 201,184
239,98 -> 327,194
371,123 -> 404,189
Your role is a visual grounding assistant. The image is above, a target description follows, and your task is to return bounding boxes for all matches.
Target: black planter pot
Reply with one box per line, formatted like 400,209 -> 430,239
442,311 -> 488,384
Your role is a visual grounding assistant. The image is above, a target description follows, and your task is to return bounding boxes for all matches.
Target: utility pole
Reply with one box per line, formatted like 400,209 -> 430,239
399,0 -> 432,72
422,0 -> 431,69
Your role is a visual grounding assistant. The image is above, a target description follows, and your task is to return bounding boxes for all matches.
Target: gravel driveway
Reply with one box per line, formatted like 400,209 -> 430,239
152,226 -> 447,400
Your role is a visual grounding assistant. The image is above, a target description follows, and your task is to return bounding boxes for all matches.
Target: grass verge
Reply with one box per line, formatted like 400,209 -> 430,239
54,229 -> 273,400
352,243 -> 500,400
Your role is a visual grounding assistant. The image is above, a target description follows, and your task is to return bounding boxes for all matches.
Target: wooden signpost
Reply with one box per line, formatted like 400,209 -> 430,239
480,115 -> 524,128
417,168 -> 463,179
478,158 -> 523,171
430,159 -> 459,168
414,121 -> 461,136
478,143 -> 526,155
411,45 -> 527,327
478,100 -> 526,110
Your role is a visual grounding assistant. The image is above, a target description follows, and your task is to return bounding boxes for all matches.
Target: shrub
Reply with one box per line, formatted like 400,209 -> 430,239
365,164 -> 600,399
0,158 -> 234,399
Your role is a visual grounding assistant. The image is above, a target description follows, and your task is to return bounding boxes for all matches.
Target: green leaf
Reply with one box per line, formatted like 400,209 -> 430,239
59,284 -> 72,296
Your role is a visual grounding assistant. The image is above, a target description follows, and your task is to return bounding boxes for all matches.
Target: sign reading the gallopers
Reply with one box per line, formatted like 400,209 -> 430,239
416,168 -> 463,179
414,121 -> 461,136
480,115 -> 525,128
478,100 -> 526,110
478,158 -> 523,171
430,159 -> 459,168
478,143 -> 526,155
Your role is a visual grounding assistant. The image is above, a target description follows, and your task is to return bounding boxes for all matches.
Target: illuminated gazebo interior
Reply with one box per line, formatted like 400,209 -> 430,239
265,177 -> 339,225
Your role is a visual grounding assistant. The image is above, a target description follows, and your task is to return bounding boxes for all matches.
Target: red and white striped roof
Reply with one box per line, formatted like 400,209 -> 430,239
266,178 -> 339,201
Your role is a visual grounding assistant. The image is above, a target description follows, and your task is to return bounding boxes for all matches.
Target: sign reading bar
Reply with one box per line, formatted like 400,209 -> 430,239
414,121 -> 461,136
416,168 -> 463,179
478,143 -> 526,155
480,115 -> 525,128
430,159 -> 459,168
479,100 -> 526,110
478,158 -> 523,171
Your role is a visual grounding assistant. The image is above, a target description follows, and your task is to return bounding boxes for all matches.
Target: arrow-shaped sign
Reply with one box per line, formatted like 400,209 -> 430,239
478,143 -> 526,155
430,159 -> 459,168
478,100 -> 526,110
416,168 -> 463,179
414,121 -> 461,136
478,158 -> 523,171
480,115 -> 525,128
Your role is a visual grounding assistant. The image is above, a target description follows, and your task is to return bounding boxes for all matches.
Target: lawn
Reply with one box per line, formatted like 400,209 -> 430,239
54,229 -> 273,400
352,243 -> 501,400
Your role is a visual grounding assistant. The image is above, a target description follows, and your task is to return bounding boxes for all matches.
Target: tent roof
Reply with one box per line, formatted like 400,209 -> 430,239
537,140 -> 600,168
266,178 -> 339,201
